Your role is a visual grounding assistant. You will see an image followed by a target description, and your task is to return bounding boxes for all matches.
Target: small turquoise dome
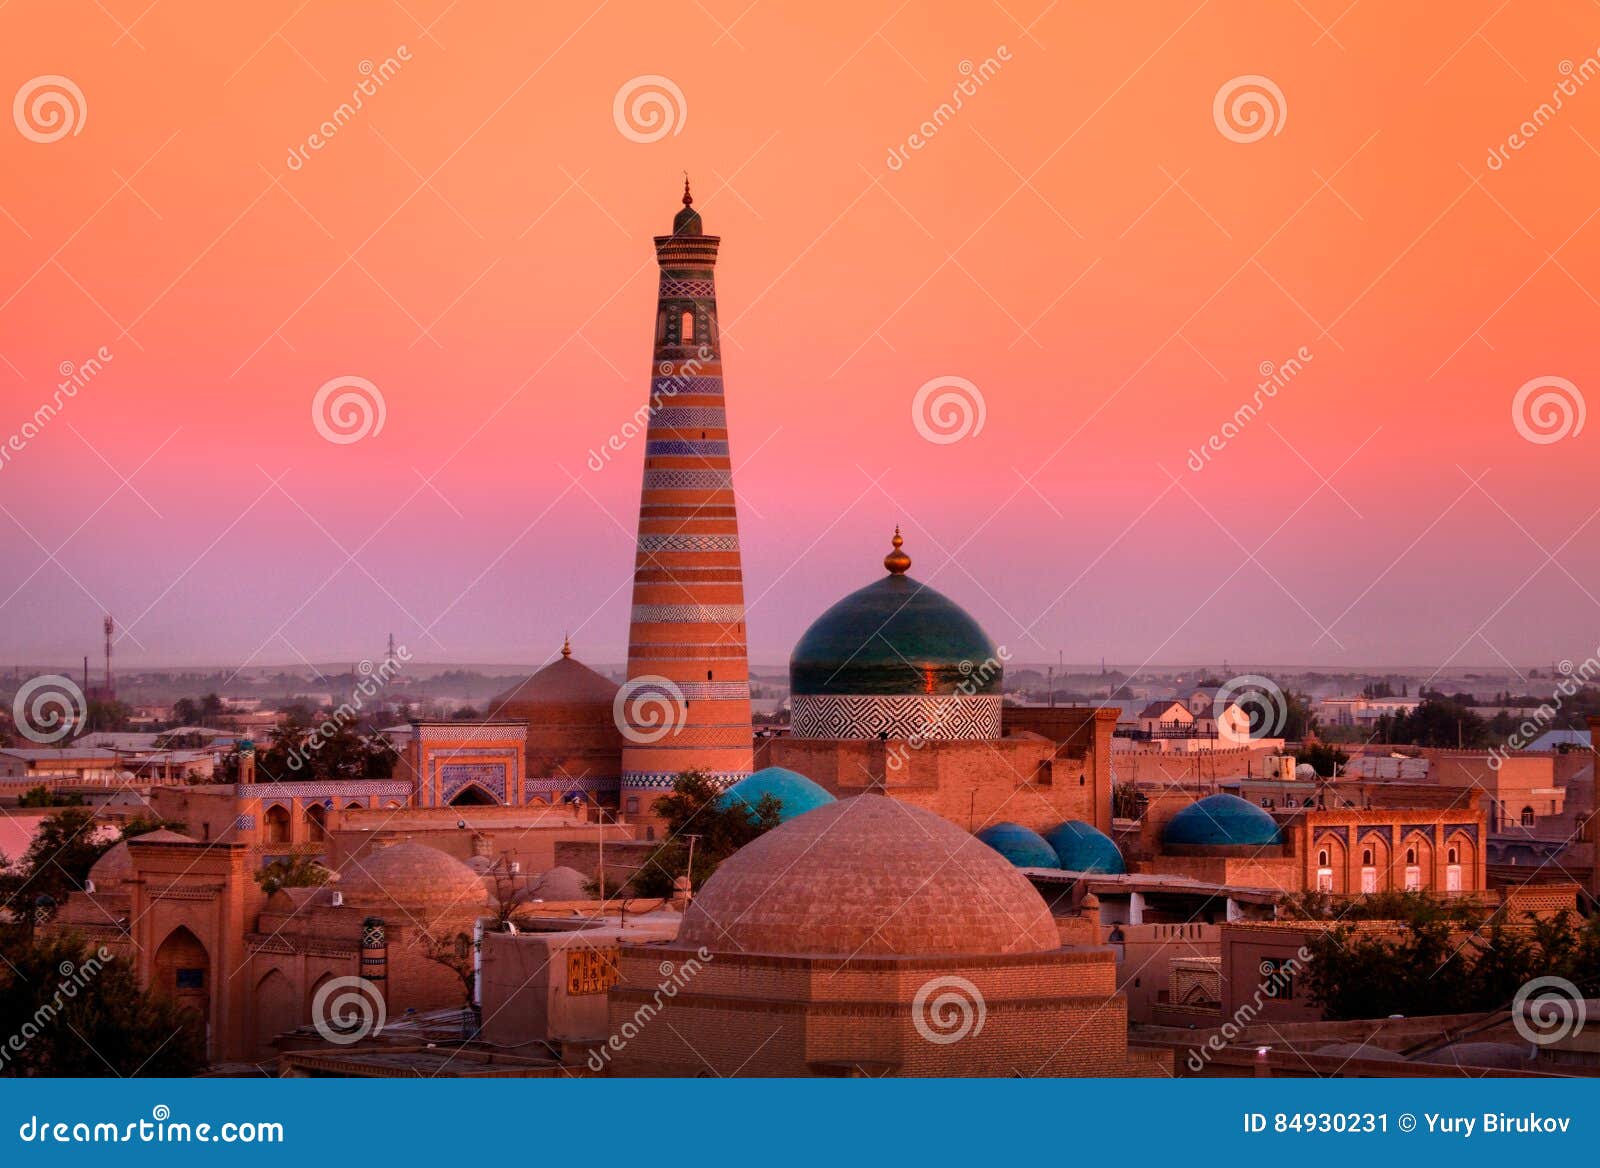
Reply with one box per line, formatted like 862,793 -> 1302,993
716,767 -> 835,823
1042,820 -> 1125,874
975,822 -> 1059,869
1162,794 -> 1283,849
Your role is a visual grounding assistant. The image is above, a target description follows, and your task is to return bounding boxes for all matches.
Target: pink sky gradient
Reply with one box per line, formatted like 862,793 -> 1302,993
1,1 -> 1598,671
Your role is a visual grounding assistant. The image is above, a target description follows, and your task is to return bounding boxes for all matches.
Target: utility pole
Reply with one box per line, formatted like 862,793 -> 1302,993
683,833 -> 701,891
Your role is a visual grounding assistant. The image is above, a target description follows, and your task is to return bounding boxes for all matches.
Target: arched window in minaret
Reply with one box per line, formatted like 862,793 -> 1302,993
680,309 -> 694,342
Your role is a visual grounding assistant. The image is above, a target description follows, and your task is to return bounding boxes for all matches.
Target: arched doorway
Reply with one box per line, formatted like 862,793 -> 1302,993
449,784 -> 496,806
254,969 -> 299,1057
305,803 -> 328,842
152,926 -> 210,1037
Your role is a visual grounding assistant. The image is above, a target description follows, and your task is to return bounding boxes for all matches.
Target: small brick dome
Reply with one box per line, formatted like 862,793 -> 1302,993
88,840 -> 133,889
678,795 -> 1060,958
975,822 -> 1059,868
338,841 -> 489,915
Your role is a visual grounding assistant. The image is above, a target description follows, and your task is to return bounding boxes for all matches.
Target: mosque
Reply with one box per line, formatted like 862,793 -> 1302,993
39,183 -> 1506,1076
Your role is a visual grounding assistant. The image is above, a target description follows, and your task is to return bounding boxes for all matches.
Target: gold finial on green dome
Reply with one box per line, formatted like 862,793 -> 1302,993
561,634 -> 572,658
884,526 -> 911,575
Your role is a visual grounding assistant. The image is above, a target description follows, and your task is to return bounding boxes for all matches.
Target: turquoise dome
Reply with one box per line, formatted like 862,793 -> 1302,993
1043,820 -> 1125,874
1162,794 -> 1283,849
716,767 -> 835,822
790,533 -> 998,697
975,822 -> 1059,869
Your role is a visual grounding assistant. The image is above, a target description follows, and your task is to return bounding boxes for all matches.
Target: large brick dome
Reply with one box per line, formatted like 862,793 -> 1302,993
492,642 -> 623,800
338,841 -> 489,918
677,794 -> 1060,957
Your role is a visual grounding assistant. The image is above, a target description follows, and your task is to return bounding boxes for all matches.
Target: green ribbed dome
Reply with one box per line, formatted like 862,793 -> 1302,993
790,532 -> 999,698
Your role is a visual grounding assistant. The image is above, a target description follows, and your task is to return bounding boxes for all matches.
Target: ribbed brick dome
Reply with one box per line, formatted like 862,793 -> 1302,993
338,841 -> 489,915
678,795 -> 1060,957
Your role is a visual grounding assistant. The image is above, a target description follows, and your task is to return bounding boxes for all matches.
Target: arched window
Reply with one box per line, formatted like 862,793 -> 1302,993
304,803 -> 327,842
1405,847 -> 1416,864
680,310 -> 694,342
1521,806 -> 1535,827
1447,846 -> 1458,864
264,804 -> 291,844
1362,848 -> 1373,865
1317,848 -> 1329,867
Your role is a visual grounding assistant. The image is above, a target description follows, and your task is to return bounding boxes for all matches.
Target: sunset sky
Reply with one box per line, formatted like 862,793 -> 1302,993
2,1 -> 1597,672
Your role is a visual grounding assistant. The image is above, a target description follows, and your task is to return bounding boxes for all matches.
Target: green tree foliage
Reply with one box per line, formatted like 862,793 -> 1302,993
1375,696 -> 1490,748
250,711 -> 395,783
18,785 -> 84,808
0,931 -> 206,1076
1112,782 -> 1148,821
254,855 -> 331,894
631,771 -> 781,897
1291,892 -> 1600,1020
1294,742 -> 1349,777
0,810 -> 185,921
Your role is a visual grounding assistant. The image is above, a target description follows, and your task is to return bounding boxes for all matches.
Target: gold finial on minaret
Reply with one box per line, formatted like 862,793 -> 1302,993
561,633 -> 572,659
884,526 -> 911,575
682,172 -> 692,206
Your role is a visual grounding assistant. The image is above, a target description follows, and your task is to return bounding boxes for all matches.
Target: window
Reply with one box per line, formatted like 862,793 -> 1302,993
176,968 -> 205,989
1362,848 -> 1373,865
680,310 -> 694,342
1521,806 -> 1535,827
1317,848 -> 1330,867
1447,847 -> 1458,864
625,797 -> 639,814
1405,847 -> 1416,864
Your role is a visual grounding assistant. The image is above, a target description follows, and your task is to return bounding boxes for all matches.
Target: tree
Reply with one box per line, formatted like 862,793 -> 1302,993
0,807 -> 109,916
18,785 -> 83,808
254,855 -> 331,894
630,771 -> 781,897
1113,782 -> 1148,821
1375,697 -> 1489,748
1294,742 -> 1348,777
252,711 -> 395,783
0,931 -> 207,1076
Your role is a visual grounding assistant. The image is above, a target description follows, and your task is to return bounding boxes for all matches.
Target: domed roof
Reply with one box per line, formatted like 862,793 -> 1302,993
526,865 -> 590,901
1042,820 -> 1126,874
975,822 -> 1059,868
677,795 -> 1060,958
89,840 -> 133,887
790,531 -> 999,697
1162,794 -> 1283,849
493,641 -> 619,712
672,176 -> 702,236
716,767 -> 836,822
339,841 -> 489,917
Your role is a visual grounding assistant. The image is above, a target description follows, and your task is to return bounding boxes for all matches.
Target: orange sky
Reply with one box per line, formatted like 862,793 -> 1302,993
1,0 -> 1598,671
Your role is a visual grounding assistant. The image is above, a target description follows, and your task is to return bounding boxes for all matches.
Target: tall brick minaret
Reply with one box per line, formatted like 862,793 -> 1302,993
619,180 -> 754,813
